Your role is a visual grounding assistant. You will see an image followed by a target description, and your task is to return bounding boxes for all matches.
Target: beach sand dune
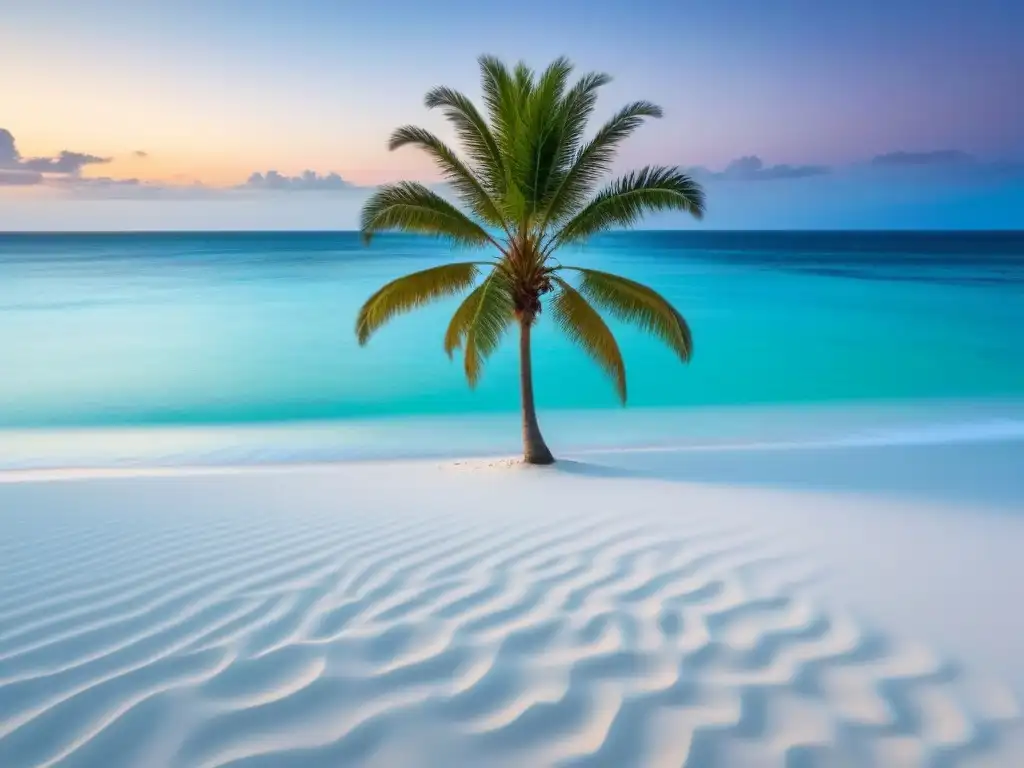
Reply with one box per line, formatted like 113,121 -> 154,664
1,448 -> 1022,767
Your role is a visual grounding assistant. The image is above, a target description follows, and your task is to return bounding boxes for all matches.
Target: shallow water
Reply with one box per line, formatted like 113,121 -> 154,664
0,231 -> 1021,465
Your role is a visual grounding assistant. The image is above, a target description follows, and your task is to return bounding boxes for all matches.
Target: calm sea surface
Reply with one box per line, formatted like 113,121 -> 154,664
1,231 -> 1022,466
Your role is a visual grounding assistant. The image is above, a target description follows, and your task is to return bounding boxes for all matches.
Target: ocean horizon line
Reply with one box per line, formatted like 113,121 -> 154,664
2,228 -> 1024,237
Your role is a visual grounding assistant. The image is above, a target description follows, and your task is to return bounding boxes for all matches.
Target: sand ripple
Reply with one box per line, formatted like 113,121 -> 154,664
0,464 -> 1019,767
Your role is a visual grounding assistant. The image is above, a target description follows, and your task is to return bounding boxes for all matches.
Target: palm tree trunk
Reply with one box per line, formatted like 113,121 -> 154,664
518,315 -> 554,465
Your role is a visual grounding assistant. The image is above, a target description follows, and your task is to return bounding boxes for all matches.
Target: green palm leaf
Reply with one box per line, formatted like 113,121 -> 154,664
477,55 -> 539,222
360,182 -> 496,246
478,55 -> 526,162
550,277 -> 626,402
567,267 -> 693,361
539,101 -> 662,232
388,126 -> 504,227
537,71 -> 612,212
443,273 -> 491,358
423,86 -> 505,193
356,262 -> 481,345
516,56 -> 574,216
452,269 -> 515,386
550,166 -> 704,247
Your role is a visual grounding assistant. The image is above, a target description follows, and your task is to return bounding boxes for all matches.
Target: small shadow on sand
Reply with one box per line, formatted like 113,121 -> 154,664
550,440 -> 1024,511
549,460 -> 651,480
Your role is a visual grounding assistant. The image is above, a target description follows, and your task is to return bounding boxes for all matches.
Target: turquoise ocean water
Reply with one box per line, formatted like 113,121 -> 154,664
1,231 -> 1022,467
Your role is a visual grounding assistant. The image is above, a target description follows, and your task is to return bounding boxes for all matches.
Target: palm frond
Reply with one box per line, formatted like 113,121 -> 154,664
549,166 -> 704,248
452,269 -> 516,386
564,267 -> 693,361
360,181 -> 496,247
478,55 -> 524,162
539,101 -> 664,235
515,56 -> 574,217
443,275 -> 489,358
537,71 -> 612,212
355,262 -> 481,345
388,125 -> 504,226
550,277 -> 626,402
423,86 -> 505,195
512,61 -> 536,108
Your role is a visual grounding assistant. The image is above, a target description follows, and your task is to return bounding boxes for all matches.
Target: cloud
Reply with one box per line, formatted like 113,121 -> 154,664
870,150 -> 976,167
721,155 -> 830,180
133,150 -> 150,159
862,150 -> 1024,182
0,130 -> 20,164
51,176 -> 224,200
689,155 -> 830,182
241,170 -> 356,191
0,128 -> 110,180
54,175 -> 142,189
21,150 -> 110,174
0,169 -> 43,186
0,129 -> 43,185
17,167 -> 360,200
685,150 -> 1024,187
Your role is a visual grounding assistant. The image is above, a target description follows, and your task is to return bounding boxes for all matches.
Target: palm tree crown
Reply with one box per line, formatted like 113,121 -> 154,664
356,55 -> 705,464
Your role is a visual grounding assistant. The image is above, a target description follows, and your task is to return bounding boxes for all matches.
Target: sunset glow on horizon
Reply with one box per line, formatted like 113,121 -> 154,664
2,0 -> 1022,229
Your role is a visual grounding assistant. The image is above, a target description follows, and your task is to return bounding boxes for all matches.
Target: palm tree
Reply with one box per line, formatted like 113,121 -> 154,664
356,56 -> 705,465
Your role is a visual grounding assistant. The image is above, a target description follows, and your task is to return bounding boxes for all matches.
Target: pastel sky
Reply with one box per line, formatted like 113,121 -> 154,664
2,0 -> 1022,230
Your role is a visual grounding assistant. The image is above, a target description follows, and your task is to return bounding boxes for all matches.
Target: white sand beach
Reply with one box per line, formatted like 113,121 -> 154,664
1,439 -> 1023,767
